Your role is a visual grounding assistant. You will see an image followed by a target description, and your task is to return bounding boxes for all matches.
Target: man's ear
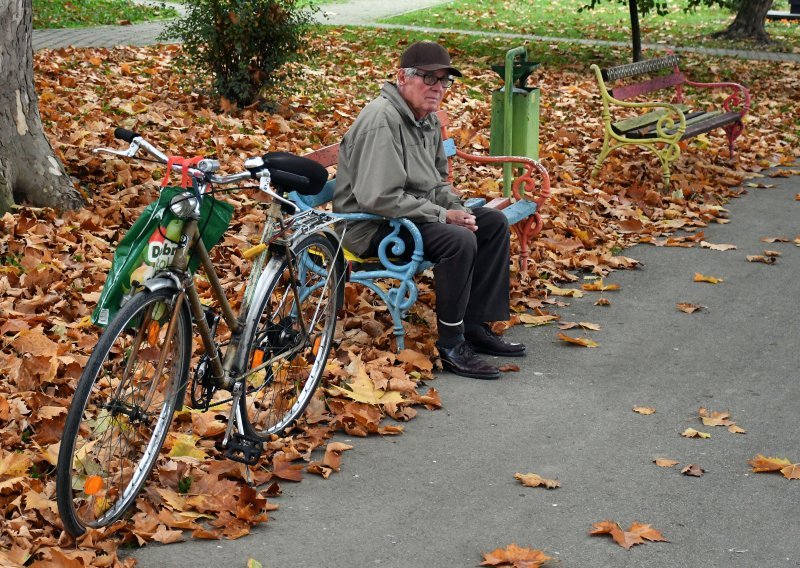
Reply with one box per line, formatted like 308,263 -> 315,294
397,68 -> 407,86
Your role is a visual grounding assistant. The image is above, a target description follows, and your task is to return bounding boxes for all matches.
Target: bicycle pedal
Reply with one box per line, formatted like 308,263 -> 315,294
224,433 -> 263,466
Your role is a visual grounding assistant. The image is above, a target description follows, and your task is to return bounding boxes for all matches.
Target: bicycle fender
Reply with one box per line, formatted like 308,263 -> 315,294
142,274 -> 181,294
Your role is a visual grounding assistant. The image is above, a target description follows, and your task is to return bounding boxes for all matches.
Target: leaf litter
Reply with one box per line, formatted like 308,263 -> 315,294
1,27 -> 797,565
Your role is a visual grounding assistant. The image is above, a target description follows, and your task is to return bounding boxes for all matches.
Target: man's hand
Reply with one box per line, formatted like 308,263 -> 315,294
445,209 -> 477,232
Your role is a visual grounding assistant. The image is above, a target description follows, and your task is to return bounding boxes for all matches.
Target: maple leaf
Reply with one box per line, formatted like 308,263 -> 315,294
681,464 -> 705,477
396,348 -> 433,372
633,406 -> 655,415
271,454 -> 305,482
480,543 -> 551,567
681,428 -> 711,439
581,278 -> 620,291
594,298 -> 611,306
654,458 -> 679,468
693,273 -> 723,284
514,472 -> 560,489
590,520 -> 667,550
728,424 -> 746,434
556,332 -> 598,348
748,454 -> 792,472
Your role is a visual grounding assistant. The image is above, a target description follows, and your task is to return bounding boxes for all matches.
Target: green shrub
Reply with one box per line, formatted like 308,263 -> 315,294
162,0 -> 316,107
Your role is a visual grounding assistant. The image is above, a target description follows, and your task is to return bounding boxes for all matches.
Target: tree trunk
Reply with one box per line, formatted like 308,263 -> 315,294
711,0 -> 774,42
0,0 -> 84,215
629,0 -> 643,62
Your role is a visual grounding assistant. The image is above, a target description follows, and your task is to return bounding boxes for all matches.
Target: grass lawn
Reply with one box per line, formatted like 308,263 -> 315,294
33,0 -> 178,28
382,0 -> 800,53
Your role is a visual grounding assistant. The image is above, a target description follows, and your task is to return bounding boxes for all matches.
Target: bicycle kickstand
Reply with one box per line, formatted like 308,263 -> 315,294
222,383 -> 264,478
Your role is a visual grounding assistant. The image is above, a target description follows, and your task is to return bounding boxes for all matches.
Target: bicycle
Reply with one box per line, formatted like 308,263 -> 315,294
56,128 -> 346,537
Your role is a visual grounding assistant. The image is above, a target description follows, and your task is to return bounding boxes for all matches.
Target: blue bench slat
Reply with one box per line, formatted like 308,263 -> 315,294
502,200 -> 538,226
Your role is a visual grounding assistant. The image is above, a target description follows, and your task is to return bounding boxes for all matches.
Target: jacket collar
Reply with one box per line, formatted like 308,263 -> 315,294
381,82 -> 436,129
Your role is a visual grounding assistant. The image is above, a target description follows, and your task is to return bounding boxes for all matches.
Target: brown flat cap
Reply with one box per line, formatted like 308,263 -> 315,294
399,41 -> 462,77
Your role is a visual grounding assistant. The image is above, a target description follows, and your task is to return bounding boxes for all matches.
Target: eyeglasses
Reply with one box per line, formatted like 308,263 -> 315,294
414,71 -> 455,88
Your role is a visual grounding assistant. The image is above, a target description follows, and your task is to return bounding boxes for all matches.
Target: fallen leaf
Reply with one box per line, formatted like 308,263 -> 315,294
728,424 -> 746,434
543,282 -> 584,297
499,364 -> 520,372
681,428 -> 711,439
480,543 -> 551,567
700,241 -> 737,251
590,520 -> 667,550
749,454 -> 792,472
763,250 -> 782,257
514,472 -> 560,489
581,278 -> 620,291
594,298 -> 611,306
781,464 -> 800,480
518,313 -> 558,326
633,406 -> 656,415
681,464 -> 705,477
693,273 -> 723,284
698,407 -> 734,427
556,332 -> 598,348
746,255 -> 776,264
676,303 -> 703,313
654,458 -> 679,468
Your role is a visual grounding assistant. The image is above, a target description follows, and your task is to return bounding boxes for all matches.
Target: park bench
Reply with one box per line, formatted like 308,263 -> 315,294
289,109 -> 550,350
590,54 -> 750,188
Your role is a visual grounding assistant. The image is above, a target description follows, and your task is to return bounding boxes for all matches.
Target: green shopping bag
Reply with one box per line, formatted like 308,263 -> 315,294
92,186 -> 234,326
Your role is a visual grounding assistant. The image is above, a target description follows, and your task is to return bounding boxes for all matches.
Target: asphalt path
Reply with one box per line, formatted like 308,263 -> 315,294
130,166 -> 800,567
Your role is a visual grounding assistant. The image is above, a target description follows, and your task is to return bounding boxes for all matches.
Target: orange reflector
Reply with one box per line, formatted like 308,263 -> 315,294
311,336 -> 322,357
84,475 -> 103,496
147,321 -> 160,345
251,349 -> 265,369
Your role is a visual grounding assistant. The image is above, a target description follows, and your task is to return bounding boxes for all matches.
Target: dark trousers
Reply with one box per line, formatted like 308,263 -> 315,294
367,207 -> 510,334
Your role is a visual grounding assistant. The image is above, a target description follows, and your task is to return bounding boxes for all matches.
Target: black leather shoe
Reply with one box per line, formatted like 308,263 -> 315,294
437,341 -> 500,380
465,324 -> 526,357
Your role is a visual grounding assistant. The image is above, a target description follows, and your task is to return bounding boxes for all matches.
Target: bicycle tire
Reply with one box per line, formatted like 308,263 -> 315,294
238,234 -> 340,439
56,287 -> 191,537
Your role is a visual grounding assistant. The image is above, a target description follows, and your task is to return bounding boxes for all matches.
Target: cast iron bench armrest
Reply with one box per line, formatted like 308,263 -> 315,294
681,78 -> 751,115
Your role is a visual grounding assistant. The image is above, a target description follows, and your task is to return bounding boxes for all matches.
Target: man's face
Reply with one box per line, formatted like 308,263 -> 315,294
398,68 -> 449,120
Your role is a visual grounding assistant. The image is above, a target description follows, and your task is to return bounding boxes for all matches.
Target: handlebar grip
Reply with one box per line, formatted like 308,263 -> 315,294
269,169 -> 310,191
114,127 -> 140,143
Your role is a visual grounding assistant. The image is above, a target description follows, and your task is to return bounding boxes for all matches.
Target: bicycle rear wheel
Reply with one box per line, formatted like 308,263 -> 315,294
238,234 -> 340,439
56,288 -> 191,537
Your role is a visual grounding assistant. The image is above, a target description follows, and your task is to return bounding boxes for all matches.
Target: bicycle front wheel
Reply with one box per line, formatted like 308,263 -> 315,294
56,288 -> 191,537
239,234 -> 340,439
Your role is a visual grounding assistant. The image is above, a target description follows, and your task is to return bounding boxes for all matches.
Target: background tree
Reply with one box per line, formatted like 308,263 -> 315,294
0,0 -> 83,215
580,0 -> 773,62
706,0 -> 774,42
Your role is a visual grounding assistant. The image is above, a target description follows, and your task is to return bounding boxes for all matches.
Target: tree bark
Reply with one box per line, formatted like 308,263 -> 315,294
0,0 -> 84,214
711,0 -> 774,42
629,0 -> 643,62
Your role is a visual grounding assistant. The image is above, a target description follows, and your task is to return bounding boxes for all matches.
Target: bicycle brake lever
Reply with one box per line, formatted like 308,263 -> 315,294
92,138 -> 144,158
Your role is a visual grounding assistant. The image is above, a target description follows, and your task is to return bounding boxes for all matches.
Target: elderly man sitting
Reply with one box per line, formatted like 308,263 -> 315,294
333,41 -> 525,380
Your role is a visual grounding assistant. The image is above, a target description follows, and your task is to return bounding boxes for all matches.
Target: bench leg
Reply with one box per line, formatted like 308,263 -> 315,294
723,120 -> 744,160
655,142 -> 680,190
511,214 -> 541,272
592,130 -> 614,178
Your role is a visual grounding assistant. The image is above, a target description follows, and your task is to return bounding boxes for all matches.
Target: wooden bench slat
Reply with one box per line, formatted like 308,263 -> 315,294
679,111 -> 742,140
502,200 -> 539,226
611,104 -> 690,134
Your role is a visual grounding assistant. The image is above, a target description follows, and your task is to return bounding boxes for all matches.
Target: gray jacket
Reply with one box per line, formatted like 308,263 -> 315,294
333,82 -> 468,256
